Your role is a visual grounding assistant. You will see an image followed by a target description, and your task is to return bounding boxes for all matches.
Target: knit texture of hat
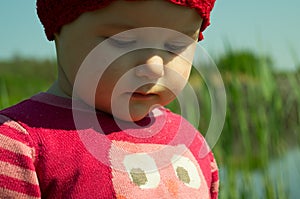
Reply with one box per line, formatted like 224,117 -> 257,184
36,0 -> 216,41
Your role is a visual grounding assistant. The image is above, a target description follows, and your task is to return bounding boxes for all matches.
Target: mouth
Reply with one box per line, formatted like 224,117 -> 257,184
126,91 -> 158,100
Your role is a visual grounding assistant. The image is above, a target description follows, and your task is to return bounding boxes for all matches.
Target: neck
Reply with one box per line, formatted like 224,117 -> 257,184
47,81 -> 72,99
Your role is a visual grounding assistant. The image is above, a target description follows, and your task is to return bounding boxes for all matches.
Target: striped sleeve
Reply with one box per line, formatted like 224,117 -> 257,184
0,115 -> 41,199
210,152 -> 219,199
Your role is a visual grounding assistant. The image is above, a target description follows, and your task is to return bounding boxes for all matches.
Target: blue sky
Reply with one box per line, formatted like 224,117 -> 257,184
0,0 -> 299,70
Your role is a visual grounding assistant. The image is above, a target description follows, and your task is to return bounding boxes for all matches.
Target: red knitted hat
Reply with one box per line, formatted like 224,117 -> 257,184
36,0 -> 216,41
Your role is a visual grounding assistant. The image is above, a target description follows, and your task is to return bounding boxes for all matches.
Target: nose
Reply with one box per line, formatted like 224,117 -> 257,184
135,55 -> 164,80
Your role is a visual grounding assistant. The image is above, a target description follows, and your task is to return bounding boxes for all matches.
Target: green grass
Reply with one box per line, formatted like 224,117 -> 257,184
1,51 -> 299,198
0,57 -> 56,109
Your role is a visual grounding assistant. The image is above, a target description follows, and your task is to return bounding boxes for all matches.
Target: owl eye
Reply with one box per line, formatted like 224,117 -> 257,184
171,155 -> 201,189
123,153 -> 160,189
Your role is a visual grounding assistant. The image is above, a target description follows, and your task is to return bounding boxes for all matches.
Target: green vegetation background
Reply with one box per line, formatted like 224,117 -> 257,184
0,50 -> 299,198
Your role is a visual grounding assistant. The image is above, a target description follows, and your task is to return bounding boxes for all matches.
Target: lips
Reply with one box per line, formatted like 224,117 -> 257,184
127,92 -> 157,100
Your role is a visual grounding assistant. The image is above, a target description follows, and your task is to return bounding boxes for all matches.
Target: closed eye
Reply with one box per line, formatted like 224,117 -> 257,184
107,37 -> 137,48
164,42 -> 189,53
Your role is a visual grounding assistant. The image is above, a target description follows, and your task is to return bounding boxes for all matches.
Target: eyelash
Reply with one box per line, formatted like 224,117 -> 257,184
164,43 -> 188,52
107,37 -> 136,48
106,37 -> 188,52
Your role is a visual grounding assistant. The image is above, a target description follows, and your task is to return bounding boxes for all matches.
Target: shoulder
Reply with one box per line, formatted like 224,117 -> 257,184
0,114 -> 37,158
0,114 -> 41,198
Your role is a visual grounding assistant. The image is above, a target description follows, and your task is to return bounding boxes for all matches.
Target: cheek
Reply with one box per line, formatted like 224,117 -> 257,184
179,60 -> 193,80
97,59 -> 130,92
165,58 -> 192,90
169,58 -> 192,79
93,60 -> 132,112
58,44 -> 98,85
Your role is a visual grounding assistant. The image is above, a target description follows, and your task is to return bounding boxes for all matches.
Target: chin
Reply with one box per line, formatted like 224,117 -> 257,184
113,111 -> 148,122
112,104 -> 154,122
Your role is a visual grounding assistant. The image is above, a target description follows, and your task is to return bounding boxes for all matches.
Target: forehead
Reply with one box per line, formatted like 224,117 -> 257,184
80,0 -> 202,35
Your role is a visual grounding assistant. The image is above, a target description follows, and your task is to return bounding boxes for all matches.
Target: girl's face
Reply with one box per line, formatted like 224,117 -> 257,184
54,0 -> 202,121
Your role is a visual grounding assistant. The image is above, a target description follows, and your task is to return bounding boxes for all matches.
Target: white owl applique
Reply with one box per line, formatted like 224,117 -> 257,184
109,141 -> 209,199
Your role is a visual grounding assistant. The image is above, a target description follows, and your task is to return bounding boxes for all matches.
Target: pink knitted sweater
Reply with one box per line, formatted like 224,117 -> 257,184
0,93 -> 218,198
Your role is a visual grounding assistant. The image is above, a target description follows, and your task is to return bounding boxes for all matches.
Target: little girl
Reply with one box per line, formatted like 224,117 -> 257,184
0,0 -> 219,198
